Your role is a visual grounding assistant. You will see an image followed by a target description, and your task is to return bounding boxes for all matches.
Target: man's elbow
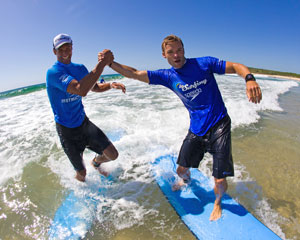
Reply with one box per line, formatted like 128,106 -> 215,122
67,80 -> 88,97
72,88 -> 88,97
73,87 -> 88,97
79,92 -> 88,97
226,62 -> 244,74
75,84 -> 89,97
134,71 -> 149,83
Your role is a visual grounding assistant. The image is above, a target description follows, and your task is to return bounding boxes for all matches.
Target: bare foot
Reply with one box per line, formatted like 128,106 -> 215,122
209,202 -> 222,221
172,179 -> 186,191
75,169 -> 86,182
96,166 -> 109,177
91,158 -> 109,177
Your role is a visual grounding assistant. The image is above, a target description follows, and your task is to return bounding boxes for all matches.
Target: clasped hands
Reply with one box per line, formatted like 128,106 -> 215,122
98,50 -> 126,93
98,49 -> 114,66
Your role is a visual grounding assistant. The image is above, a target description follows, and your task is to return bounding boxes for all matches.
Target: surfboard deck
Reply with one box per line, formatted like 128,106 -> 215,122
48,175 -> 114,240
152,154 -> 281,240
48,130 -> 123,240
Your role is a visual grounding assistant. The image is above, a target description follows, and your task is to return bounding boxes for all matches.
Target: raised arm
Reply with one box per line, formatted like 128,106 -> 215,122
109,61 -> 149,84
225,61 -> 262,104
67,49 -> 113,97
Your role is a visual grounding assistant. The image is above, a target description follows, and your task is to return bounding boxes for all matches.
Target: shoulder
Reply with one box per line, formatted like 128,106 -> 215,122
71,62 -> 87,69
148,68 -> 172,75
46,63 -> 70,86
195,56 -> 218,65
71,62 -> 85,68
47,62 -> 65,74
70,62 -> 89,74
147,68 -> 172,80
46,63 -> 61,79
184,57 -> 214,68
147,68 -> 173,86
194,56 -> 226,74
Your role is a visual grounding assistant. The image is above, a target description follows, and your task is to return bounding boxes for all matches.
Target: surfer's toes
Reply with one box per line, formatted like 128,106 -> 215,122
209,204 -> 222,221
172,177 -> 191,191
97,168 -> 109,177
172,180 -> 186,191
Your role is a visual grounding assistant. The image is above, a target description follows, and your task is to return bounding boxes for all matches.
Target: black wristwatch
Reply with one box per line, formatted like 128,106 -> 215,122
245,73 -> 256,82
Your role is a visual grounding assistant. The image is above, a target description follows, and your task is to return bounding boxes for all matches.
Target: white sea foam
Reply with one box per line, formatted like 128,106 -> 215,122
0,75 -> 298,239
0,90 -> 55,185
219,75 -> 298,128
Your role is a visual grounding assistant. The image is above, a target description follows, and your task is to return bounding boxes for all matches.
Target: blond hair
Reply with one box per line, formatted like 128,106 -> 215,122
161,35 -> 184,53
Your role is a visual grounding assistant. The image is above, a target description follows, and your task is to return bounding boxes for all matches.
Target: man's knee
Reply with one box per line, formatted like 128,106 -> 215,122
109,150 -> 118,160
214,178 -> 228,189
103,144 -> 119,160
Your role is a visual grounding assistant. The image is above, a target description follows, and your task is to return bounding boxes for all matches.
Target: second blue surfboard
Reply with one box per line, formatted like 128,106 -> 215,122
152,154 -> 281,240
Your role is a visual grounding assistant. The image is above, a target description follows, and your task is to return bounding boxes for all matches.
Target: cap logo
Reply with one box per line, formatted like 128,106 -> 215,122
55,36 -> 69,43
53,34 -> 72,49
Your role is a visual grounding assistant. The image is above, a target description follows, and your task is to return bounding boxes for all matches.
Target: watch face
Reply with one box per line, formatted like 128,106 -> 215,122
246,74 -> 255,81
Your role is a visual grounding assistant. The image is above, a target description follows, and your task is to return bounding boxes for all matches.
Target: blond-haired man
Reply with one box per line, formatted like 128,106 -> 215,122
106,35 -> 261,221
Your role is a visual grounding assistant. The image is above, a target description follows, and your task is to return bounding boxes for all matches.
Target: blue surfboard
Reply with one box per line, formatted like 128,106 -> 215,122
152,154 -> 281,240
48,175 -> 114,239
48,130 -> 123,240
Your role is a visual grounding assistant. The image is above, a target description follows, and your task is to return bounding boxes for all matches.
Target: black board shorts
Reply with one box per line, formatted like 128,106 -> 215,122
177,115 -> 234,179
56,117 -> 111,171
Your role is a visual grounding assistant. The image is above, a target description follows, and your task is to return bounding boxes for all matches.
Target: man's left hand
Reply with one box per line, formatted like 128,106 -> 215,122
246,81 -> 262,104
111,82 -> 126,93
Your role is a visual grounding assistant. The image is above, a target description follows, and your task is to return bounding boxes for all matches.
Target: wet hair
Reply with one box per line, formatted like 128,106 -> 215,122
161,35 -> 184,53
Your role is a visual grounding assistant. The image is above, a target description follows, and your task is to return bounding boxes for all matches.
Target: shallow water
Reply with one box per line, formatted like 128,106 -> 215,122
230,85 -> 300,240
0,75 -> 299,239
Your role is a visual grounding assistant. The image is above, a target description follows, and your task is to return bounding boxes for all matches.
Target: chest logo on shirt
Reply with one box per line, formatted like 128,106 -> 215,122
176,79 -> 207,101
59,74 -> 69,83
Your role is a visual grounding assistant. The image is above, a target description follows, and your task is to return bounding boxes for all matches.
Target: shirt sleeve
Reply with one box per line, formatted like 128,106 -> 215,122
147,69 -> 171,88
46,69 -> 74,92
78,64 -> 89,79
197,57 -> 226,75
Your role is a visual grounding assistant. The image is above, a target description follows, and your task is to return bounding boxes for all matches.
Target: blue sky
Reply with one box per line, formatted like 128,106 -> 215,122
0,0 -> 299,91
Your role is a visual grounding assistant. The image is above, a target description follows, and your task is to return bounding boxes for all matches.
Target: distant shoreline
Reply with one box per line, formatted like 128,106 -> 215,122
248,67 -> 300,82
254,73 -> 300,82
226,73 -> 300,82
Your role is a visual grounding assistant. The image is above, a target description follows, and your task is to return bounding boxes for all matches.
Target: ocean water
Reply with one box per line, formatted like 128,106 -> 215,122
0,74 -> 299,240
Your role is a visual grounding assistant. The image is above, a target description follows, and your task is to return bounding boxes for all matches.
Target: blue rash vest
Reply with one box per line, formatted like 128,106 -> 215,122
46,61 -> 89,128
147,57 -> 227,136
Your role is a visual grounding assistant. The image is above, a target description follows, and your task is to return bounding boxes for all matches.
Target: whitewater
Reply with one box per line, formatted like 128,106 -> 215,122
0,74 -> 299,239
